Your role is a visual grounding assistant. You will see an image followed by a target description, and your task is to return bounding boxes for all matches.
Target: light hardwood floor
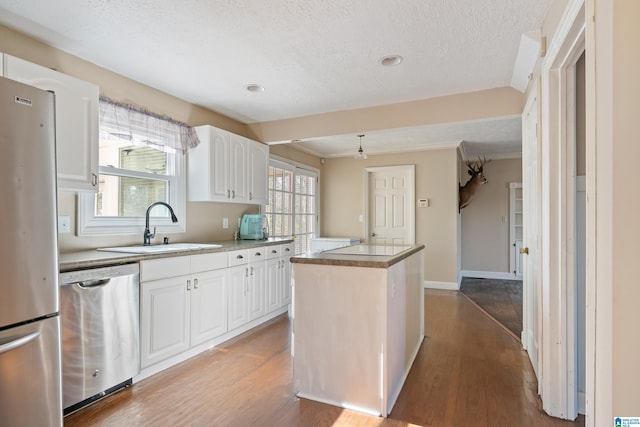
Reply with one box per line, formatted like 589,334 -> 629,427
64,290 -> 585,426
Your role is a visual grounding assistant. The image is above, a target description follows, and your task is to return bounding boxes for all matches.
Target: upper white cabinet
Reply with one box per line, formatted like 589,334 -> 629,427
3,54 -> 99,192
189,125 -> 268,205
247,140 -> 269,205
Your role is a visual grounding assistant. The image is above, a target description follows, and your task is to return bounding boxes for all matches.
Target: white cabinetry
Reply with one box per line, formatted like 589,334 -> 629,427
227,249 -> 249,331
140,253 -> 228,368
188,125 -> 268,205
248,247 -> 266,321
247,140 -> 269,205
136,242 -> 292,380
229,133 -> 248,202
3,54 -> 99,192
265,242 -> 295,312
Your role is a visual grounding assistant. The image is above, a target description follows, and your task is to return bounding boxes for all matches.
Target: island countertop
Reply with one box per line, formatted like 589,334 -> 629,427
290,243 -> 425,268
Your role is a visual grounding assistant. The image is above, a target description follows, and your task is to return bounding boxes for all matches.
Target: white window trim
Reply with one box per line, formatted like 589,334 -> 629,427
77,154 -> 186,236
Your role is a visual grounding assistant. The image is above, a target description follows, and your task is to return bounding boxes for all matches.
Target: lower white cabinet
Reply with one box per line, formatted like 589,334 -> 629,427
138,242 -> 292,374
140,253 -> 227,368
140,274 -> 191,368
228,248 -> 267,331
266,242 -> 295,312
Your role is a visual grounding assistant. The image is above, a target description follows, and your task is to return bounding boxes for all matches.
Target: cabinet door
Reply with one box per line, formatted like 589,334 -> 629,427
189,126 -> 230,201
227,265 -> 249,331
247,140 -> 269,205
4,55 -> 99,192
248,261 -> 266,321
191,269 -> 228,346
229,133 -> 248,202
280,244 -> 294,307
140,276 -> 190,368
265,258 -> 280,313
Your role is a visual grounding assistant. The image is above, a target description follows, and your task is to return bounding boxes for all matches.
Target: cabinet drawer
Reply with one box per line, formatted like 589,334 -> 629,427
191,252 -> 227,273
249,247 -> 266,263
280,242 -> 295,257
140,256 -> 191,282
228,249 -> 249,267
266,245 -> 281,259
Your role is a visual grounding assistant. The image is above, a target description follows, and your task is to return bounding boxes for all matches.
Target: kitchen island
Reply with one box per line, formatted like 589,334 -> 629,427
290,244 -> 425,417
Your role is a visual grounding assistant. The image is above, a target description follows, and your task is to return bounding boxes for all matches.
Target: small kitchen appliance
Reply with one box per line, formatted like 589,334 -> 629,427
240,214 -> 268,240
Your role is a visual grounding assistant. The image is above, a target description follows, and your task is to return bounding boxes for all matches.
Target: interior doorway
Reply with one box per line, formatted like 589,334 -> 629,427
364,165 -> 415,245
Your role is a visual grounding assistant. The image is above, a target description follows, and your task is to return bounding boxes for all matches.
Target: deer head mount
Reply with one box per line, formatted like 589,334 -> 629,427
459,155 -> 491,211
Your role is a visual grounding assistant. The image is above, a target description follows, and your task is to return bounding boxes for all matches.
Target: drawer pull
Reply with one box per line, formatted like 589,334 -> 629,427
236,254 -> 244,259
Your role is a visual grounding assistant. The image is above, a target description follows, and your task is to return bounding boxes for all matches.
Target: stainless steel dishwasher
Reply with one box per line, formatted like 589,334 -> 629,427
59,263 -> 140,414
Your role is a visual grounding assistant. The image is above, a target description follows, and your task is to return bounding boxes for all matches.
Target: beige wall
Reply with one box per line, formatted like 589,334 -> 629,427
590,0 -> 640,419
321,148 -> 459,284
460,158 -> 522,273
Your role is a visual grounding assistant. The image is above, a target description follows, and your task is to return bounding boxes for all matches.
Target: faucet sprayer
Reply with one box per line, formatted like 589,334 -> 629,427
144,202 -> 178,246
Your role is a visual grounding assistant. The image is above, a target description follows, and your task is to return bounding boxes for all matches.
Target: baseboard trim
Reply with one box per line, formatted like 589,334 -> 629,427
460,270 -> 520,281
424,280 -> 459,291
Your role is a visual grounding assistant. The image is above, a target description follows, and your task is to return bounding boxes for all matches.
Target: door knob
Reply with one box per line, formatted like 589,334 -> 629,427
520,247 -> 529,255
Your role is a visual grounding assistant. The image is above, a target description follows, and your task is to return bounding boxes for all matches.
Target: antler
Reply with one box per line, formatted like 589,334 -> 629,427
478,155 -> 492,168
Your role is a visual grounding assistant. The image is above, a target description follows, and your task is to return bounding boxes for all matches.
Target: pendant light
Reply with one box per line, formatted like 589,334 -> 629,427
354,134 -> 368,159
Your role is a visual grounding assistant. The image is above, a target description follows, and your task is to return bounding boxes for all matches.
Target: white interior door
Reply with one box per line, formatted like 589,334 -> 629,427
365,166 -> 415,245
522,83 -> 541,381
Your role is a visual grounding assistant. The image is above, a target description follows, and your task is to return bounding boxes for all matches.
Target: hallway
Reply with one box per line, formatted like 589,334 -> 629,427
64,290 -> 584,426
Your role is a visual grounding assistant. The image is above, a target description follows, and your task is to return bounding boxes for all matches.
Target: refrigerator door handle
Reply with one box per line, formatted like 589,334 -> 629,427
77,278 -> 111,288
0,331 -> 41,355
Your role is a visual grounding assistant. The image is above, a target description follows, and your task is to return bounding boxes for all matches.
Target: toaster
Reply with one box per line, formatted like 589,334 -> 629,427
239,214 -> 268,240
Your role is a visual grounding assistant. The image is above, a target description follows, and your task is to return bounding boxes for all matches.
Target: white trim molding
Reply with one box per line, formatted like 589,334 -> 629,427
424,281 -> 458,291
459,270 -> 520,281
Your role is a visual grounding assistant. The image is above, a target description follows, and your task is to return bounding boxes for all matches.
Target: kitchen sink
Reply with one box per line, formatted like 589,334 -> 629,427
96,243 -> 223,254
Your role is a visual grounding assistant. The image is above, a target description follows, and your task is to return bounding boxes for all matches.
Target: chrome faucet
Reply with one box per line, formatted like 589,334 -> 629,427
144,202 -> 178,246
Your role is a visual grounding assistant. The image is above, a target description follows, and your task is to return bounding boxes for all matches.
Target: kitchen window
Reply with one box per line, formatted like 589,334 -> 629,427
78,97 -> 197,236
265,159 -> 318,255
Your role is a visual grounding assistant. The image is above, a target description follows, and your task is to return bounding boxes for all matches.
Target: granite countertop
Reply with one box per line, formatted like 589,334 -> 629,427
59,238 -> 294,272
290,244 -> 425,269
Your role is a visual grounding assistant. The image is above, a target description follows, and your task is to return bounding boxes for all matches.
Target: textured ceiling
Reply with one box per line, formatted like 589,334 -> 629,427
0,0 -> 550,158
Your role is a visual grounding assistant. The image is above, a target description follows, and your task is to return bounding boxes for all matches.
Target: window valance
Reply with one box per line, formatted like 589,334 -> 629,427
99,96 -> 200,154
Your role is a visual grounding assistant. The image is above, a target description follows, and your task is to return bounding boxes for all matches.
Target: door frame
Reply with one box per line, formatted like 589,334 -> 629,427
363,165 -> 416,244
539,0 -> 585,419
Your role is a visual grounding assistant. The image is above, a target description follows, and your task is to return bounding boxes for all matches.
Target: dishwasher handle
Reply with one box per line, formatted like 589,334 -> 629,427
77,278 -> 111,288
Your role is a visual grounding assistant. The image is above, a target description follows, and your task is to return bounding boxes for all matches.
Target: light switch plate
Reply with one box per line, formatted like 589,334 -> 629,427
58,215 -> 71,234
223,218 -> 229,229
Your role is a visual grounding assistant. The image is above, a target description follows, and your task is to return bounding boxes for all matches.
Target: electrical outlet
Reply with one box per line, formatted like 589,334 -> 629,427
223,218 -> 229,229
58,215 -> 71,234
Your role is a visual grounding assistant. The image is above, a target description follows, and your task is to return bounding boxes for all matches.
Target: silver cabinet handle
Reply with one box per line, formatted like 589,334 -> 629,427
250,266 -> 254,275
187,279 -> 191,291
236,254 -> 244,259
232,190 -> 236,199
92,173 -> 98,187
227,189 -> 231,198
255,252 -> 262,256
249,192 -> 253,200
194,278 -> 199,289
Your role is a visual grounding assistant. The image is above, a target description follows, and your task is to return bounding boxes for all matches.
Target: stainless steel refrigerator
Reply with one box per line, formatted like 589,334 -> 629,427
0,76 -> 63,426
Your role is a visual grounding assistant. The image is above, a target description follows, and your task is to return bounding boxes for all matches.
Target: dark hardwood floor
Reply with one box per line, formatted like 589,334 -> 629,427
64,290 -> 584,427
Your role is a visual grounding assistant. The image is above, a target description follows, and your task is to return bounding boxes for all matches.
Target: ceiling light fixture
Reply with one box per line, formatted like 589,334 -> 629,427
380,55 -> 403,66
245,84 -> 265,92
354,134 -> 368,160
